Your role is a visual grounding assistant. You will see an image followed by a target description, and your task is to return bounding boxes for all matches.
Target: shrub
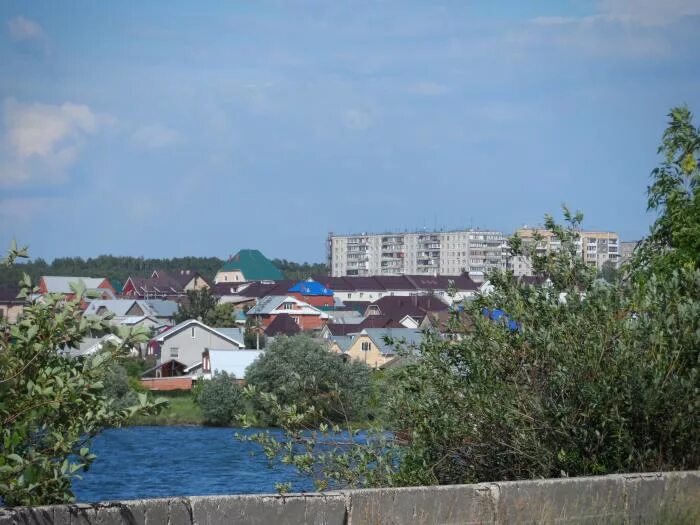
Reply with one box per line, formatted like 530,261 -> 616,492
244,334 -> 371,423
0,248 -> 166,506
197,372 -> 244,426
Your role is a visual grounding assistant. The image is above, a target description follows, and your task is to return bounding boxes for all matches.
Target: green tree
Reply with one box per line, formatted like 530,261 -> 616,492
0,244 -> 167,506
244,335 -> 371,424
240,107 -> 700,493
244,316 -> 266,349
205,303 -> 237,328
174,288 -> 219,324
196,373 -> 244,426
635,105 -> 700,276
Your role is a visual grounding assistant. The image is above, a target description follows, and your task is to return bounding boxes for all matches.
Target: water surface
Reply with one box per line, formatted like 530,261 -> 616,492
73,426 -> 314,503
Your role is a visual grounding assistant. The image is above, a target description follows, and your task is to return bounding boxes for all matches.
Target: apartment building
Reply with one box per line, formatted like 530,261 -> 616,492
327,229 -> 506,277
512,227 -> 619,273
619,241 -> 638,266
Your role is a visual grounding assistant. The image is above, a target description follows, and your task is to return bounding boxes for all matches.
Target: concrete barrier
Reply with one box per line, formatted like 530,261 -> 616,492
1,471 -> 698,524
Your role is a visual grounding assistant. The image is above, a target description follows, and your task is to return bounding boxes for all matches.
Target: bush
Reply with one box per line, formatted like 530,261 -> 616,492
0,253 -> 166,506
245,334 -> 371,423
197,372 -> 244,426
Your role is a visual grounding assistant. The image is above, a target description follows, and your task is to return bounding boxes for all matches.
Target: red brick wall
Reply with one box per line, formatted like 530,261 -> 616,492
140,377 -> 193,391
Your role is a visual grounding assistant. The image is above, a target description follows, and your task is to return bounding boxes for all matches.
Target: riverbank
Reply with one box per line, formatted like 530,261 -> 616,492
129,391 -> 203,426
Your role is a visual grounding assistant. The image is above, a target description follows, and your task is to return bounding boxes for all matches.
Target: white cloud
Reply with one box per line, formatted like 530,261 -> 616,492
598,0 -> 700,25
1,98 -> 105,186
132,124 -> 181,149
7,15 -> 44,41
341,109 -> 374,130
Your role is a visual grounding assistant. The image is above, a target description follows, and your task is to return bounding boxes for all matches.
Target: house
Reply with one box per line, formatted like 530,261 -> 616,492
312,274 -> 478,305
83,299 -> 179,324
150,319 -> 245,368
336,328 -> 424,368
38,276 -> 115,301
213,280 -> 295,310
287,279 -> 334,307
246,295 -> 330,331
62,334 -> 124,359
201,349 -> 263,381
122,269 -> 210,300
363,295 -> 448,326
214,249 -> 284,284
0,287 -> 23,323
328,335 -> 354,355
264,313 -> 301,337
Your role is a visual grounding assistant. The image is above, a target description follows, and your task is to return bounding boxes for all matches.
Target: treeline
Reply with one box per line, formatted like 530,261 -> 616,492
0,254 -> 328,289
271,259 -> 328,280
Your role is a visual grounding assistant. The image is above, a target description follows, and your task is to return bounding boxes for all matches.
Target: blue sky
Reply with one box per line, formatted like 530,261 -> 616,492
1,1 -> 699,263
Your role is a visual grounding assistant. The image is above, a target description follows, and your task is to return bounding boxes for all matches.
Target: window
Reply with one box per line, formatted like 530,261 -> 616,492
282,302 -> 294,310
170,347 -> 179,358
361,341 -> 371,352
191,326 -> 195,338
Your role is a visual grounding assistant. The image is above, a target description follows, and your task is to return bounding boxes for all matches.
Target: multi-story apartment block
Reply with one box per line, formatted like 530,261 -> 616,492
619,241 -> 638,266
327,229 -> 507,277
581,231 -> 620,269
512,227 -> 619,274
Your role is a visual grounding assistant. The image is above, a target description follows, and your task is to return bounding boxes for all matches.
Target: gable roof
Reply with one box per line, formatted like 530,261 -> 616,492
366,295 -> 449,320
360,328 -> 424,356
83,299 -> 178,319
246,295 -> 329,317
331,335 -> 354,353
214,280 -> 295,299
219,249 -> 284,281
312,274 -> 478,293
64,334 -> 123,358
41,276 -> 110,294
154,319 -> 245,348
264,313 -> 301,336
212,327 -> 245,346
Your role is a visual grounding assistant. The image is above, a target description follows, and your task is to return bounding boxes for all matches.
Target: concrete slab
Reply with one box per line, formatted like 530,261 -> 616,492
494,475 -> 627,524
346,484 -> 496,525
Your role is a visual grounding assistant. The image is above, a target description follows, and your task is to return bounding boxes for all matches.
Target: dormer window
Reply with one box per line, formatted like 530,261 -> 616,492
281,302 -> 294,310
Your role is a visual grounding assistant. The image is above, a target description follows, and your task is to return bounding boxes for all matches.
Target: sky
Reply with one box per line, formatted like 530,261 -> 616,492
1,1 -> 699,263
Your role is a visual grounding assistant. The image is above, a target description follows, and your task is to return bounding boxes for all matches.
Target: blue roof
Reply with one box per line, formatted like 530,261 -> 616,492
288,279 -> 334,297
482,308 -> 520,332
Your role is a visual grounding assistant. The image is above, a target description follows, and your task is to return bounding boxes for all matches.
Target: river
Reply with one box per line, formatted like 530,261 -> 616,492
72,426 -> 314,503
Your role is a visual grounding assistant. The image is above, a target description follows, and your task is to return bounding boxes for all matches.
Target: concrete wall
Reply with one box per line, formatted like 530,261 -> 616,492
1,471 -> 698,524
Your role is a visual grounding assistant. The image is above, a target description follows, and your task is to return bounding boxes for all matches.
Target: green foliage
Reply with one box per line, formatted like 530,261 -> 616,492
0,255 -> 224,289
237,390 -> 400,491
244,316 -> 266,349
0,247 -> 167,506
635,105 -> 700,277
271,259 -> 328,281
129,391 -> 202,426
241,107 -> 700,493
174,288 -> 236,327
196,373 -> 244,426
0,255 -> 329,289
244,335 -> 372,424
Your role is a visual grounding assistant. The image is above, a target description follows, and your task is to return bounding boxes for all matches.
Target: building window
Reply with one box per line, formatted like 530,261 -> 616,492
170,347 -> 179,358
191,327 -> 195,338
282,302 -> 294,310
361,341 -> 371,352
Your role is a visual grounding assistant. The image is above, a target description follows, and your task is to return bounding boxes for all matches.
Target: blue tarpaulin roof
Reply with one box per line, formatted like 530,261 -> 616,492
288,279 -> 334,296
482,307 -> 520,332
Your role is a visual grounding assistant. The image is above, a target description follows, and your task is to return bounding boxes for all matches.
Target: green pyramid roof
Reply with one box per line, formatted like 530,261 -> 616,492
220,249 -> 284,281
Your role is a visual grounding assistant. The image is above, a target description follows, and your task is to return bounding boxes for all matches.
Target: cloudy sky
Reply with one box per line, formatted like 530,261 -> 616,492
1,1 -> 699,262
